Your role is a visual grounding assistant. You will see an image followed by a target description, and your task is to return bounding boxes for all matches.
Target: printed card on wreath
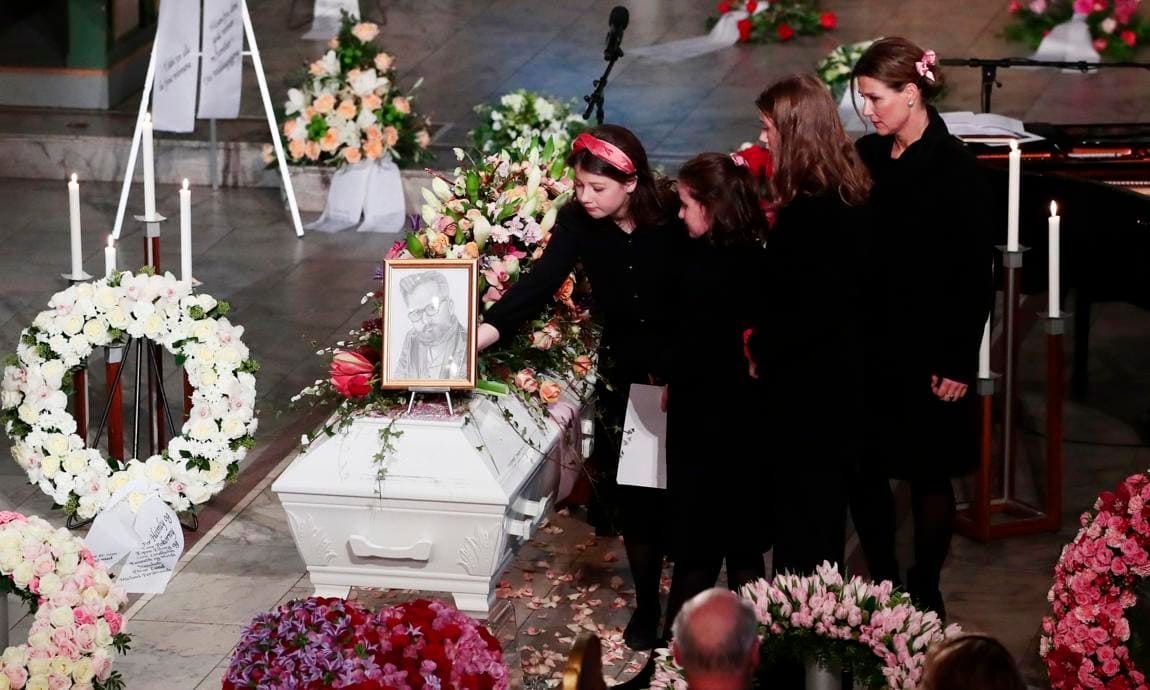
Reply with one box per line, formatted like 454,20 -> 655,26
380,259 -> 478,390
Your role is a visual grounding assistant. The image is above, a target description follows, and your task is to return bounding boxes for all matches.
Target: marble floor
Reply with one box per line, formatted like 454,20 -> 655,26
0,0 -> 1149,688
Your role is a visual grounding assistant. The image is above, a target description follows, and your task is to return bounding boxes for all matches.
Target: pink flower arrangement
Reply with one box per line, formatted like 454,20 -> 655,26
0,511 -> 131,689
1004,0 -> 1148,59
652,562 -> 961,689
1041,471 -> 1150,689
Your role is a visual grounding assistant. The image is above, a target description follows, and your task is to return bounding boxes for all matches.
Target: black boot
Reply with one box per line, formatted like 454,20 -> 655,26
906,566 -> 946,620
623,540 -> 664,650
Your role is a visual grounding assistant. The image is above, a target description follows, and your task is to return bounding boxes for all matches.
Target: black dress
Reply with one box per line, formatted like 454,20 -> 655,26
665,238 -> 770,558
856,107 -> 995,480
747,192 -> 868,575
483,202 -> 684,536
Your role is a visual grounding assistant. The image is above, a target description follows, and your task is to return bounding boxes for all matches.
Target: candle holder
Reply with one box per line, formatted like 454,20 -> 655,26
134,212 -> 167,452
60,269 -> 93,282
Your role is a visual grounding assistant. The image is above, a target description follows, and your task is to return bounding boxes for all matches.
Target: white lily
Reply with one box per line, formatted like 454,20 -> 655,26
431,176 -> 454,202
540,206 -> 558,233
285,88 -> 306,116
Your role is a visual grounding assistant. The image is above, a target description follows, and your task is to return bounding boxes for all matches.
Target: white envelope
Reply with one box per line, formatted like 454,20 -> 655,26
616,383 -> 667,490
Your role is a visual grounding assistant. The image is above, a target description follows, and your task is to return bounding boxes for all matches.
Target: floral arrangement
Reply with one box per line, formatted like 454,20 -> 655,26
0,510 -> 131,690
470,90 -> 588,159
281,13 -> 432,167
816,39 -> 879,102
296,141 -> 597,430
223,596 -> 508,690
1,271 -> 258,519
1004,0 -> 1150,60
652,562 -> 961,689
709,1 -> 837,43
1041,471 -> 1150,688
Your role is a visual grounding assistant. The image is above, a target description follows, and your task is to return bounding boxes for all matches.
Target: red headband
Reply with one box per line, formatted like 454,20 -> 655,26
571,133 -> 637,175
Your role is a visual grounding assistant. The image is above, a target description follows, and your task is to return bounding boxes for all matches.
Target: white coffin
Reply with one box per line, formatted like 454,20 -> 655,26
272,393 -> 591,618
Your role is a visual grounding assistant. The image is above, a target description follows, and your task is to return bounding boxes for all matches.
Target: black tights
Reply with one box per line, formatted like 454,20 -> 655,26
663,551 -> 766,636
849,471 -> 956,610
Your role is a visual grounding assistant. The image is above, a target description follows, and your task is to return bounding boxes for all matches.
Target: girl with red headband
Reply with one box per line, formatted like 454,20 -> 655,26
849,37 -> 994,618
479,124 -> 684,650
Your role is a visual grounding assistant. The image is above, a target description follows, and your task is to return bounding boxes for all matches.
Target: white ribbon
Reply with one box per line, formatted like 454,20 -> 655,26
306,156 -> 406,234
302,0 -> 361,40
628,4 -> 768,64
1032,12 -> 1101,64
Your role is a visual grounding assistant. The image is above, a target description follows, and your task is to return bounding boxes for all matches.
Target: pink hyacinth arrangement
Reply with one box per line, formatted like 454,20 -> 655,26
1041,471 -> 1150,689
652,562 -> 961,689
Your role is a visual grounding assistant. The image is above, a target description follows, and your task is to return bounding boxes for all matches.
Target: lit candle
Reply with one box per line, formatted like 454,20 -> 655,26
180,179 -> 192,285
104,236 -> 116,279
1007,140 -> 1021,252
143,113 -> 157,219
67,173 -> 83,277
1049,200 -> 1060,317
979,314 -> 991,380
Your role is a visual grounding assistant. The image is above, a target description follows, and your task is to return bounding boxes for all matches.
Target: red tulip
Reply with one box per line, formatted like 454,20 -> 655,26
746,0 -> 758,11
330,350 -> 374,398
737,18 -> 753,42
1121,29 -> 1137,47
716,1 -> 731,12
819,12 -> 838,29
777,23 -> 795,41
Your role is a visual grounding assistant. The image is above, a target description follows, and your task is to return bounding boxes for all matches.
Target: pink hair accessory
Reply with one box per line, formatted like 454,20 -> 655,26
730,152 -> 749,168
571,133 -> 637,175
915,49 -> 937,83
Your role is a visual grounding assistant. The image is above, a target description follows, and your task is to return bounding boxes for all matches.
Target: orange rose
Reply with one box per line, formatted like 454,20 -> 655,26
320,128 -> 341,152
351,22 -> 380,42
382,125 -> 399,148
305,141 -> 321,160
366,125 -> 382,142
313,93 -> 335,114
416,130 -> 430,148
463,242 -> 480,259
283,119 -> 297,138
303,106 -> 316,119
288,139 -> 307,161
572,355 -> 593,378
363,138 -> 384,160
554,276 -> 575,302
362,93 -> 382,111
427,232 -> 450,256
530,330 -> 555,350
374,53 -> 394,71
392,96 -> 411,114
308,61 -> 326,77
539,380 -> 562,404
345,147 -> 363,164
336,99 -> 357,120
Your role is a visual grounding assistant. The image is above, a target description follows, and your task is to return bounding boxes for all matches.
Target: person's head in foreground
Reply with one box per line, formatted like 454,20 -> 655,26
920,633 -> 1026,690
671,588 -> 760,690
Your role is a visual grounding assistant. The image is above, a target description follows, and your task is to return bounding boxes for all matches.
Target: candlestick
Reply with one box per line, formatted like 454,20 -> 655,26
143,113 -> 157,219
1049,200 -> 1061,317
1007,140 -> 1020,252
104,236 -> 116,279
67,173 -> 83,278
180,179 -> 192,285
979,314 -> 991,380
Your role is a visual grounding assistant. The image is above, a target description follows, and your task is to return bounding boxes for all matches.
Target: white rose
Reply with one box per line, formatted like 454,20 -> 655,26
2,390 -> 22,409
186,483 -> 212,504
17,403 -> 40,425
188,418 -> 216,440
12,562 -> 33,586
144,456 -> 172,484
61,313 -> 84,336
220,417 -> 244,438
44,433 -> 70,457
205,460 -> 229,484
105,306 -> 128,329
93,285 -> 118,310
38,572 -> 62,597
62,451 -> 88,475
95,620 -> 112,647
108,472 -> 131,493
0,548 -> 19,571
40,360 -> 66,388
40,455 -> 60,479
72,658 -> 95,683
40,390 -> 68,411
55,552 -> 79,576
82,319 -> 108,344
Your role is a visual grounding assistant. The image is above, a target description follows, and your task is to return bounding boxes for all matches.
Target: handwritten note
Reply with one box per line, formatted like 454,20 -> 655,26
152,0 -> 201,132
85,481 -> 185,594
616,384 -> 667,489
198,0 -> 244,119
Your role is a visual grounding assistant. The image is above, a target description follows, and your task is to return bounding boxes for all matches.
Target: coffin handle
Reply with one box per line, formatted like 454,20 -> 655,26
348,535 -> 432,561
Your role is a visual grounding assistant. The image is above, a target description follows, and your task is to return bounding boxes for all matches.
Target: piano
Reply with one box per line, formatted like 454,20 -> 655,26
969,123 -> 1150,399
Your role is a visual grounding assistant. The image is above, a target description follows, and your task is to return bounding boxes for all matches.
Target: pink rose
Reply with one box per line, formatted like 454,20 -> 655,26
482,286 -> 504,303
513,369 -> 539,394
74,624 -> 97,652
539,380 -> 562,404
4,667 -> 26,688
49,673 -> 71,690
530,330 -> 555,350
104,610 -> 123,635
572,355 -> 593,378
330,350 -> 374,399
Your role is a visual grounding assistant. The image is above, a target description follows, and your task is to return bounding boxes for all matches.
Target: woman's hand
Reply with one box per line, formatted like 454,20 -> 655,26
931,374 -> 968,402
476,323 -> 500,351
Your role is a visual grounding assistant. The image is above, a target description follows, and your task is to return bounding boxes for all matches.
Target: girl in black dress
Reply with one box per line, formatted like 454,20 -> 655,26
478,125 -> 684,650
660,153 -> 771,631
746,74 -> 873,577
848,37 -> 994,616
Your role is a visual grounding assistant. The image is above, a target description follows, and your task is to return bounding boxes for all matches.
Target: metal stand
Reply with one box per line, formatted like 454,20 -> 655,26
1000,246 -> 1027,495
956,269 -> 1068,541
582,27 -> 623,124
407,387 -> 453,415
939,57 -> 1150,113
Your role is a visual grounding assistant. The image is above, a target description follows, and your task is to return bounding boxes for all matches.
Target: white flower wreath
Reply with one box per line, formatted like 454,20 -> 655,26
0,511 -> 130,689
1,271 -> 258,520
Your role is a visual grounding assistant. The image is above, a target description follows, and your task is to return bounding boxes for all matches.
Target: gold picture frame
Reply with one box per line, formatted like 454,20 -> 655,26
380,258 -> 478,390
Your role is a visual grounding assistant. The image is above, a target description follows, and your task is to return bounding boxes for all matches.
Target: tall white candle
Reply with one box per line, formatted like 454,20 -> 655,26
979,314 -> 991,379
1049,200 -> 1061,317
67,173 -> 83,277
180,179 -> 192,284
1007,140 -> 1021,252
104,236 -> 116,279
143,113 -> 157,218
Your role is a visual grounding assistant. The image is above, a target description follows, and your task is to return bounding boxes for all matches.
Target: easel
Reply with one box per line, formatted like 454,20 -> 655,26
957,247 -> 1066,540
111,0 -> 304,241
407,387 -> 454,416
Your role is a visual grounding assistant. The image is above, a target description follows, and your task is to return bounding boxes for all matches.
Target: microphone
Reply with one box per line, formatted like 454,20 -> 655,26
604,6 -> 629,61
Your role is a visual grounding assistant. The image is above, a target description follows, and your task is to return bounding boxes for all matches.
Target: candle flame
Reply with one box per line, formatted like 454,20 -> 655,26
1050,200 -> 1058,216
70,173 -> 77,183
182,179 -> 190,190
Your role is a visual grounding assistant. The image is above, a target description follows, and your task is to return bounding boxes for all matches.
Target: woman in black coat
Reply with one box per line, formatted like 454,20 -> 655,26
848,37 -> 995,617
746,74 -> 873,577
478,125 -> 684,650
660,152 -> 771,632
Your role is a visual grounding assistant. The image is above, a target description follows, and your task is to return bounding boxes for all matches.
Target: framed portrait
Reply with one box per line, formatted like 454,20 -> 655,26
380,259 -> 478,390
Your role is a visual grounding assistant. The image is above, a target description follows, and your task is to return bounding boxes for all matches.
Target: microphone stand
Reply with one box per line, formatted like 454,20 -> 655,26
939,56 -> 1150,113
584,42 -> 624,125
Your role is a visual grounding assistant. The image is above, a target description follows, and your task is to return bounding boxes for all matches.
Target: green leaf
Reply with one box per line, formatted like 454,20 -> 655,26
405,233 -> 426,258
